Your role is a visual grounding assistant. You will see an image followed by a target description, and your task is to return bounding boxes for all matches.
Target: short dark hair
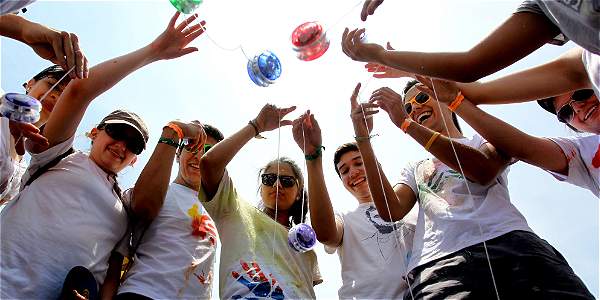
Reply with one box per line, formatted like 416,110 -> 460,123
403,80 -> 462,133
23,65 -> 69,90
333,142 -> 359,177
203,124 -> 224,142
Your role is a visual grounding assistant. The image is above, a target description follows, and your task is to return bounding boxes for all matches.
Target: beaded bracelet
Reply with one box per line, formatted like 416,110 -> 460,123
305,145 -> 325,161
248,120 -> 265,139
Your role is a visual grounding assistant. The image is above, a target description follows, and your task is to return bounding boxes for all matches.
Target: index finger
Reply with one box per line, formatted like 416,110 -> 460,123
360,0 -> 371,21
350,82 -> 362,108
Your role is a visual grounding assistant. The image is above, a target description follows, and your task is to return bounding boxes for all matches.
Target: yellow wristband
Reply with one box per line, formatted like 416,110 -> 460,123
424,132 -> 441,150
400,119 -> 412,133
448,91 -> 465,112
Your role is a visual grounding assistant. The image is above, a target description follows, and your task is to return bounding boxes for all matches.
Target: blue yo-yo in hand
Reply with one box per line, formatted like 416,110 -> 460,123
247,51 -> 282,87
0,93 -> 41,123
288,223 -> 317,253
169,0 -> 203,14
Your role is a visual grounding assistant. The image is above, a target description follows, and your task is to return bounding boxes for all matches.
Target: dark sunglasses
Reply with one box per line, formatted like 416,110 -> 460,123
404,92 -> 430,114
261,173 -> 297,188
184,144 -> 213,155
102,124 -> 144,155
556,90 -> 595,123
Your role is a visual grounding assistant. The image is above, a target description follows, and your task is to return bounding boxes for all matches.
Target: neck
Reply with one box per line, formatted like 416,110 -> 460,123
174,175 -> 200,191
262,206 -> 291,227
356,194 -> 373,204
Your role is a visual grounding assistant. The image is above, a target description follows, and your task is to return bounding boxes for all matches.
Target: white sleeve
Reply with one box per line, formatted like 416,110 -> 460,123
547,135 -> 599,194
395,162 -> 418,197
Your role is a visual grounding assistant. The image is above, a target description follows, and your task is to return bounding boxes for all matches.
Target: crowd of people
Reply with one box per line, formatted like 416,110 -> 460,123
0,0 -> 598,299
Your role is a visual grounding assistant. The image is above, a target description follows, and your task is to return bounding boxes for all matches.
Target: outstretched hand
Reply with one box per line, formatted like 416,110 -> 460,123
254,104 -> 296,134
8,120 -> 48,156
350,83 -> 378,138
364,42 -> 413,79
341,28 -> 385,63
149,12 -> 206,61
292,110 -> 322,155
360,0 -> 384,21
170,120 -> 207,153
369,86 -> 407,129
415,75 -> 460,105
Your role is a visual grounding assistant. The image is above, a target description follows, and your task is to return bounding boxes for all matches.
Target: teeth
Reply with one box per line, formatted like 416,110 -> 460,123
585,105 -> 597,121
351,178 -> 366,186
417,111 -> 432,124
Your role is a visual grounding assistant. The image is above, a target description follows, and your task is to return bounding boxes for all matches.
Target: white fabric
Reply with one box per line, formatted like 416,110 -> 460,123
517,0 -> 600,55
0,0 -> 36,14
548,134 -> 600,196
396,134 -> 532,271
0,117 -> 27,202
325,202 -> 415,299
119,182 -> 218,299
198,171 -> 321,300
0,135 -> 129,299
582,49 -> 600,98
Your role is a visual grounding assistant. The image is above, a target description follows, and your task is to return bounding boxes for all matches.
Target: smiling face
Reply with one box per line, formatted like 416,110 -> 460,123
553,91 -> 600,134
403,84 -> 455,133
260,163 -> 300,211
336,150 -> 371,203
176,136 -> 218,190
25,76 -> 68,125
89,126 -> 139,174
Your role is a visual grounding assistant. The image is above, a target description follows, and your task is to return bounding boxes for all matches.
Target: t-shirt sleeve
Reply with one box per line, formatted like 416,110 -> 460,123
546,136 -> 597,192
19,135 -> 75,190
395,162 -> 418,196
515,0 -> 568,45
323,214 -> 344,254
312,256 -> 323,286
197,170 -> 240,220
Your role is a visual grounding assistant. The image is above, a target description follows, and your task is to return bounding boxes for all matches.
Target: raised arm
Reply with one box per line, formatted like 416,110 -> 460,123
372,86 -> 510,185
291,111 -> 343,247
419,78 -> 568,175
342,11 -> 560,82
41,12 -> 205,149
199,104 -> 296,199
456,47 -> 591,105
349,84 -> 416,222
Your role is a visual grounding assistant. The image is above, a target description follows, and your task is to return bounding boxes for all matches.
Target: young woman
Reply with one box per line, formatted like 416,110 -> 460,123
199,104 -> 321,299
0,12 -> 206,299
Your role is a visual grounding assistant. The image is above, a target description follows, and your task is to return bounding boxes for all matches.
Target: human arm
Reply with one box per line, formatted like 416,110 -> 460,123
0,13 -> 87,79
131,121 -> 206,222
455,47 -> 590,105
291,111 -> 343,247
371,86 -> 510,185
199,104 -> 296,199
418,77 -> 569,175
342,12 -> 560,82
41,12 -> 205,150
99,251 -> 124,300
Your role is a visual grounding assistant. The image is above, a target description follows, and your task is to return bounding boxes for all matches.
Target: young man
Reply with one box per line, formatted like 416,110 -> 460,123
291,111 -> 415,299
365,80 -> 592,299
117,124 -> 222,300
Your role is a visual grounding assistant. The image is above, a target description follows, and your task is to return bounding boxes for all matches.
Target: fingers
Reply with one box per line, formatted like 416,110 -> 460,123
169,12 -> 181,28
70,34 -> 85,79
176,13 -> 198,32
50,33 -> 67,70
280,120 -> 293,127
350,82 -> 362,108
368,0 -> 384,16
61,32 -> 76,79
360,0 -> 384,21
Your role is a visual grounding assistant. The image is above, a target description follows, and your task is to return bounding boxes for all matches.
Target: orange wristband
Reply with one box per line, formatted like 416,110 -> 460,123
448,91 -> 465,112
400,119 -> 412,133
166,122 -> 184,140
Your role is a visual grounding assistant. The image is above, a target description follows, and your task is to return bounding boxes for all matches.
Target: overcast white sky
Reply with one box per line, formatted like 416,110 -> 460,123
1,0 -> 598,298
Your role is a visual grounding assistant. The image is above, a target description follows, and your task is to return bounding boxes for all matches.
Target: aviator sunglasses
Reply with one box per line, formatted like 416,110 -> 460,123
261,173 -> 297,188
404,92 -> 430,114
556,90 -> 595,123
102,123 -> 144,155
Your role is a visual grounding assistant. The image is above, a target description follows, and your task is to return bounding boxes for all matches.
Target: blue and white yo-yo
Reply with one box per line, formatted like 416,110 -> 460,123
288,223 -> 317,253
0,93 -> 41,123
247,50 -> 282,87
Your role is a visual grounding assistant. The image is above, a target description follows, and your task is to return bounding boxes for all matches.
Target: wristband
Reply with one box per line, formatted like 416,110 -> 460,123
448,91 -> 465,112
165,122 -> 184,140
354,134 -> 379,142
400,119 -> 412,133
158,137 -> 180,148
248,120 -> 265,139
305,145 -> 325,161
424,132 -> 441,150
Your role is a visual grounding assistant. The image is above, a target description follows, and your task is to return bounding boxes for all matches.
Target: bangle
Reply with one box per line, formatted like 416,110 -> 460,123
158,137 -> 180,148
248,120 -> 265,139
305,145 -> 325,161
424,132 -> 441,150
165,122 -> 184,140
400,119 -> 412,133
354,133 -> 379,142
448,91 -> 465,112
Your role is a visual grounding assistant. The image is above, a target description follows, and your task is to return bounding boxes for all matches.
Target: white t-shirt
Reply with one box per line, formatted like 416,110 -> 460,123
548,134 -> 600,196
198,171 -> 321,299
396,134 -> 532,271
325,202 -> 415,299
0,0 -> 36,14
0,117 -> 27,202
0,135 -> 129,299
119,182 -> 218,299
517,0 -> 600,55
582,49 -> 600,97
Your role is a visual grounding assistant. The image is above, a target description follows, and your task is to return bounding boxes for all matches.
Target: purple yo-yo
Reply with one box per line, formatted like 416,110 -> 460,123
288,223 -> 317,253
0,93 -> 41,123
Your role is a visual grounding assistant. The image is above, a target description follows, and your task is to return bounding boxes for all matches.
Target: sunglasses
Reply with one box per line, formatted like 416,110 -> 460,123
184,144 -> 213,155
556,90 -> 595,123
102,124 -> 144,155
404,92 -> 430,115
261,173 -> 297,188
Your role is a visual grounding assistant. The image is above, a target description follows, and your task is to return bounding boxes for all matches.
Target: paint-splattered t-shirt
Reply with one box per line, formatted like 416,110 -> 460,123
396,134 -> 532,271
549,134 -> 600,197
118,182 -> 218,299
198,171 -> 321,299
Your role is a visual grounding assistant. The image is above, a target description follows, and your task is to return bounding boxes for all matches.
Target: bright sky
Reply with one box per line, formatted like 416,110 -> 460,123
1,0 -> 598,298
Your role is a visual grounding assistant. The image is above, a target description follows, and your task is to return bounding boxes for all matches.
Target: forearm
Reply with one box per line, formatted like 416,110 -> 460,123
0,14 -> 26,40
99,252 -> 123,300
356,140 -> 408,221
131,128 -> 178,221
305,158 -> 341,245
